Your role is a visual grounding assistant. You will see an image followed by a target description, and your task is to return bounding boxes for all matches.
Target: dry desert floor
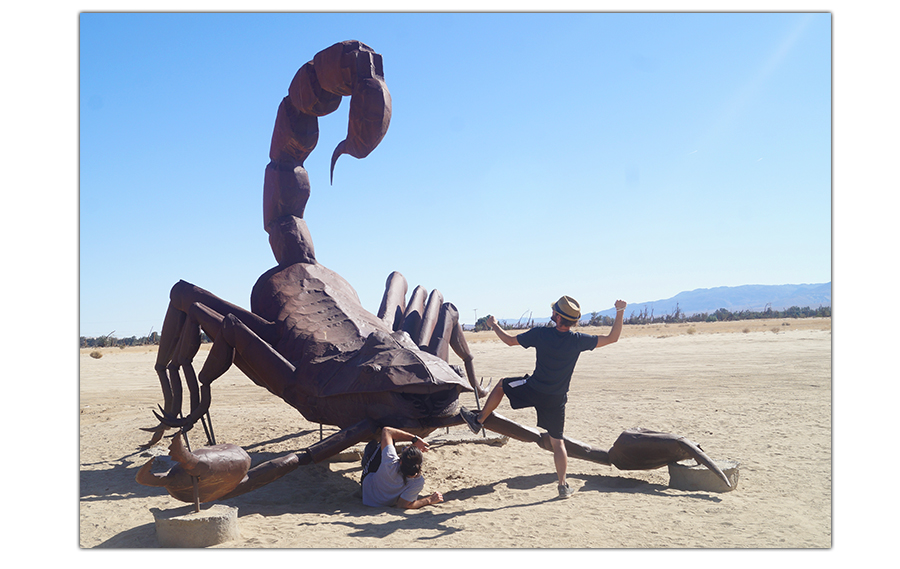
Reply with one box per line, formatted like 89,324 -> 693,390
80,317 -> 831,549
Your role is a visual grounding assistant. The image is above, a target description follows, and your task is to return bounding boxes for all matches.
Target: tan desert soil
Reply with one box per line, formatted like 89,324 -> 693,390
79,318 -> 831,548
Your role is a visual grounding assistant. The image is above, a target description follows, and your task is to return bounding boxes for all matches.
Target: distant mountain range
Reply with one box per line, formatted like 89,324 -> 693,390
501,282 -> 831,325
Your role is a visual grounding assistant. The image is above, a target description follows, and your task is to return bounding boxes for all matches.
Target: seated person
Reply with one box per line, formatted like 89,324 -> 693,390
360,426 -> 443,509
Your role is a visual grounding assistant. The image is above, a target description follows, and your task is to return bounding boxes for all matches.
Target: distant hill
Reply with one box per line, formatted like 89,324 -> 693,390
501,282 -> 831,325
589,282 -> 831,320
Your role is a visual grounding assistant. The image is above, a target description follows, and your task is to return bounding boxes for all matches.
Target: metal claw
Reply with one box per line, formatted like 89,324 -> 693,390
153,407 -> 188,429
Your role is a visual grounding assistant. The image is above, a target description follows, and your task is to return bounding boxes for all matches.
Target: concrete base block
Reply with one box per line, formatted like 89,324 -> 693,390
668,459 -> 740,492
151,504 -> 240,547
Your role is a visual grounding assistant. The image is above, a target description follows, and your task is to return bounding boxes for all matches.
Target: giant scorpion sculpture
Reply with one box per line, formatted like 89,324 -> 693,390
138,41 -> 730,503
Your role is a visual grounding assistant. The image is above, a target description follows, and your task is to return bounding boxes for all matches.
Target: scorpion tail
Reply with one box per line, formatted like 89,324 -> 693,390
608,428 -> 732,488
135,457 -> 168,488
168,431 -> 202,474
265,40 -> 391,229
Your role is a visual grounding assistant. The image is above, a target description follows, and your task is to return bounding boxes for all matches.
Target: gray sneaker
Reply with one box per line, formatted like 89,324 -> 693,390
459,406 -> 482,434
558,482 -> 575,498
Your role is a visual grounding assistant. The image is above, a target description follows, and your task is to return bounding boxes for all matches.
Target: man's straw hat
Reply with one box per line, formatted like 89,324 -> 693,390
551,295 -> 581,322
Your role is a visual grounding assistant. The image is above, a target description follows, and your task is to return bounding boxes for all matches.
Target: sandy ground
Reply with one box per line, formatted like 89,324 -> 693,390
79,317 -> 831,549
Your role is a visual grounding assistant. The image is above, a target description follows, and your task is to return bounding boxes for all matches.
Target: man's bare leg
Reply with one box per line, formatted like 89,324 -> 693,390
476,382 -> 506,424
550,436 -> 568,486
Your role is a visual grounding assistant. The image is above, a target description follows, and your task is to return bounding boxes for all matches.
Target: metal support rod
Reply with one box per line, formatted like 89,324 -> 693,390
191,475 -> 200,513
475,378 -> 486,437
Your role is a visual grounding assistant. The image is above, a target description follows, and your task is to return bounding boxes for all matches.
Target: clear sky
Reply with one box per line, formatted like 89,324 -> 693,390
78,12 -> 832,338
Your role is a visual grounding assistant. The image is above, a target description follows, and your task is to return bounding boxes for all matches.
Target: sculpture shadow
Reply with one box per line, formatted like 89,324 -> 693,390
242,429 -> 317,452
94,522 -> 159,548
289,470 -> 724,542
81,446 -> 170,502
576,472 -> 724,503
83,437 -> 722,547
80,431 -> 319,504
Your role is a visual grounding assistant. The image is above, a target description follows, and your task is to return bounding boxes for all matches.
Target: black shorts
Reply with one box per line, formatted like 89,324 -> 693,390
502,375 -> 567,439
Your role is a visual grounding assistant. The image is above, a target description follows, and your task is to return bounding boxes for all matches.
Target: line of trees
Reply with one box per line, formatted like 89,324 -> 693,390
80,330 -> 211,348
85,303 -> 832,343
478,303 -> 831,331
588,303 -> 831,327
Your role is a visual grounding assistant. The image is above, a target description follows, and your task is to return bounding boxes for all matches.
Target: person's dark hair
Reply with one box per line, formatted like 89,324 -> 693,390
553,312 -> 579,328
399,445 -> 423,478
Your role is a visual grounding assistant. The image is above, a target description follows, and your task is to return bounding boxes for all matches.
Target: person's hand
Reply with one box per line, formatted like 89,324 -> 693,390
486,315 -> 497,329
429,492 -> 444,505
413,437 -> 429,452
614,300 -> 627,311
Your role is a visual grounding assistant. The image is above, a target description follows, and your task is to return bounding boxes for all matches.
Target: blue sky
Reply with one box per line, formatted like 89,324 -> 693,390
78,12 -> 832,338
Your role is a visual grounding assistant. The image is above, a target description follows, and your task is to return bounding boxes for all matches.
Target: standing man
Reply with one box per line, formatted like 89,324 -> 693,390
360,426 -> 444,509
461,296 -> 626,498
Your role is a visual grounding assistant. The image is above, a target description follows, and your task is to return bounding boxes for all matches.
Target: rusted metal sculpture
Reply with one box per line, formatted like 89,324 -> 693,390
136,432 -> 251,506
137,41 -> 729,504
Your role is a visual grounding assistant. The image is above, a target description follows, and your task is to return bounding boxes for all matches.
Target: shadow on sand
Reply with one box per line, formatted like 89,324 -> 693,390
86,436 -> 721,547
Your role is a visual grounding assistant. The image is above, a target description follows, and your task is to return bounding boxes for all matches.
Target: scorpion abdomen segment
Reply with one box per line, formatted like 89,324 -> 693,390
289,61 -> 341,117
313,40 -> 377,96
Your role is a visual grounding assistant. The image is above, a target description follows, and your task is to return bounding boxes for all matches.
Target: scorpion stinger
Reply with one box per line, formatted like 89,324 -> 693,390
320,42 -> 391,184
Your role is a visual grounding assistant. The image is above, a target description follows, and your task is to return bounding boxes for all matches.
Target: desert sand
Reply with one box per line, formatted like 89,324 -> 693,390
79,317 -> 831,548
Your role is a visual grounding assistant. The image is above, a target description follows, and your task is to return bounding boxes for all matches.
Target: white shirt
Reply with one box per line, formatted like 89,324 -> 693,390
361,444 -> 425,507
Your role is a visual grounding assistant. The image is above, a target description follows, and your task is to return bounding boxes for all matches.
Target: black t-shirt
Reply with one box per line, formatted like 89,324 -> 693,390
516,326 -> 597,395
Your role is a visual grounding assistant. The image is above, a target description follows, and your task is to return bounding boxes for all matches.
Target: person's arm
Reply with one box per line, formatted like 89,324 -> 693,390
383,426 -> 441,508
381,426 -> 429,452
596,300 -> 627,348
487,315 -> 519,346
397,491 -> 444,509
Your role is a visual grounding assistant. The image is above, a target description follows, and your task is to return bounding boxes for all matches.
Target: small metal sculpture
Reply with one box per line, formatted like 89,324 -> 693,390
137,41 -> 729,504
136,432 -> 251,507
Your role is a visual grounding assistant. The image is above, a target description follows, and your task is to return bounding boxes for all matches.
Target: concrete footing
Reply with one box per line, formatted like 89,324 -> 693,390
668,459 -> 740,492
151,504 -> 240,547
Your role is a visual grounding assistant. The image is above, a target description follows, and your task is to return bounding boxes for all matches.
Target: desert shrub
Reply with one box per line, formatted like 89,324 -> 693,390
742,327 -> 750,333
90,350 -> 102,359
686,326 -> 696,335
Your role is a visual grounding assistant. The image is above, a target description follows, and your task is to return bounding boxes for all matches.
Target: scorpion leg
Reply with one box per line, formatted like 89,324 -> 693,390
449,318 -> 491,398
416,290 -> 444,350
376,272 -> 485,396
156,310 -> 303,434
155,303 -> 230,442
376,271 -> 408,331
439,412 -> 730,487
146,281 -> 278,444
418,299 -> 490,399
480,413 -> 613,464
173,302 -> 227,445
145,297 -> 226,445
142,303 -> 189,446
216,418 -> 381,500
400,285 -> 428,339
